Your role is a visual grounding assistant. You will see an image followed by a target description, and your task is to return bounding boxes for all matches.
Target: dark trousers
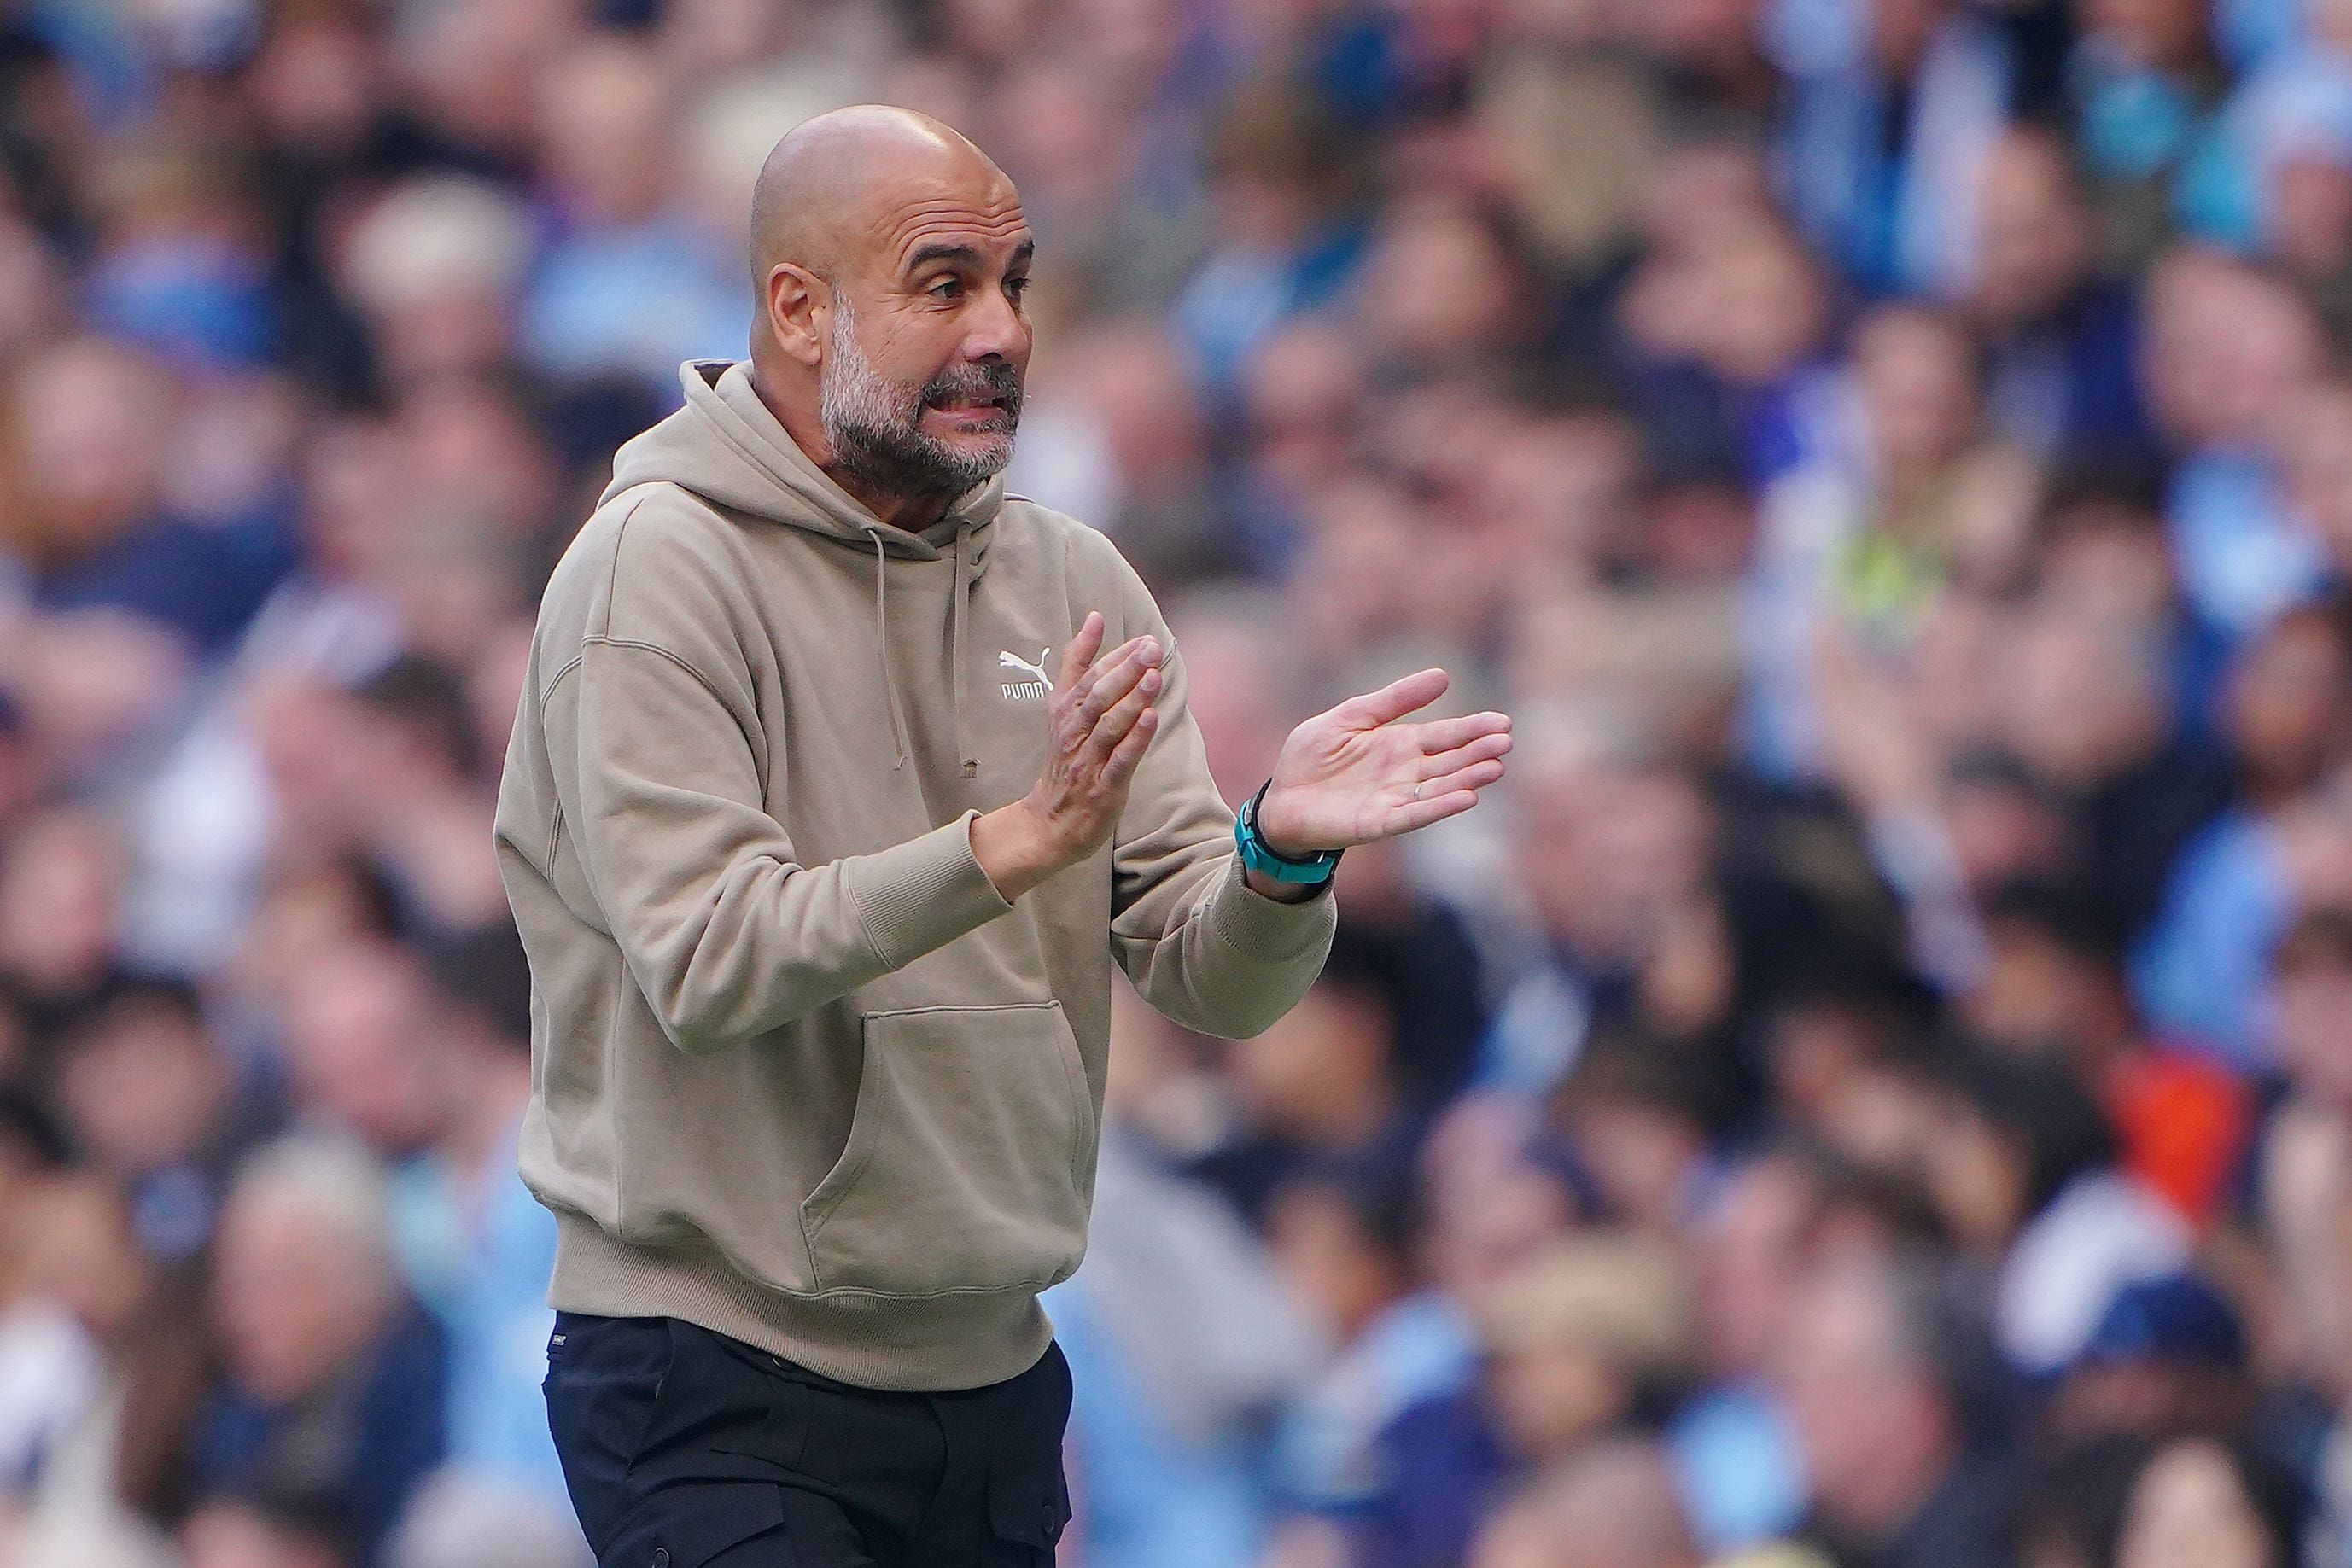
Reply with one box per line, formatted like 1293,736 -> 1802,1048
543,1312 -> 1072,1568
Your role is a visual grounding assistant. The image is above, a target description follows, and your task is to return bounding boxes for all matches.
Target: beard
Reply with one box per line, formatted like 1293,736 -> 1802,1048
818,299 -> 1022,505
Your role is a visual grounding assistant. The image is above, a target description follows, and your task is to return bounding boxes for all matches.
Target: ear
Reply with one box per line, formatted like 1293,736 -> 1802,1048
765,263 -> 828,370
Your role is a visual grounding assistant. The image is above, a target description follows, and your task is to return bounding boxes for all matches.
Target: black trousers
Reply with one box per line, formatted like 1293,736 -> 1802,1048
543,1312 -> 1073,1568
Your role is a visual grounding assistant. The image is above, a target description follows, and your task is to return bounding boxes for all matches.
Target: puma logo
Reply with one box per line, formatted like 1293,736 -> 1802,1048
999,648 -> 1052,700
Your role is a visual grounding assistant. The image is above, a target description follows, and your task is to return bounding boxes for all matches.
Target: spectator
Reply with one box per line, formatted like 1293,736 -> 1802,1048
193,1135 -> 446,1566
1467,1437 -> 1703,1568
0,1 -> 2341,1563
1773,1250 -> 2017,1568
2109,1435 -> 2308,1568
1355,1229 -> 1695,1568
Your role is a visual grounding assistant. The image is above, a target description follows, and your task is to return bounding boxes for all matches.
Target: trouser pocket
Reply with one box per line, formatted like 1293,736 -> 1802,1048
982,1344 -> 1075,1566
799,1002 -> 1095,1297
543,1313 -> 674,1555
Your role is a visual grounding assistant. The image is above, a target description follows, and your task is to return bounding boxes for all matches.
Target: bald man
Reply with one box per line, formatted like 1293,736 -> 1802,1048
497,107 -> 1510,1566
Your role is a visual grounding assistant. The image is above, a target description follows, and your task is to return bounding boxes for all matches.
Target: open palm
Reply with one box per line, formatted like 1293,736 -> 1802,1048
1256,668 -> 1512,854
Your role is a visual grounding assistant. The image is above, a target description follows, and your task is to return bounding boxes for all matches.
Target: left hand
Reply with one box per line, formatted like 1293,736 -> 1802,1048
1255,669 -> 1511,855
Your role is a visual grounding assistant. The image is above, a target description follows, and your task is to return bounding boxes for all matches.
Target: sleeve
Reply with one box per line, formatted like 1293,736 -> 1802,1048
540,520 -> 1013,1056
1104,556 -> 1335,1039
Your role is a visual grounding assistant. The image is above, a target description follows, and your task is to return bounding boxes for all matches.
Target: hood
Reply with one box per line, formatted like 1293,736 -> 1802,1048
601,359 -> 1011,775
602,358 -> 1006,568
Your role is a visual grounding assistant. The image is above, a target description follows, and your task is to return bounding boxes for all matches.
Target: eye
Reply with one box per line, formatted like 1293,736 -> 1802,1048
1006,275 -> 1030,302
928,276 -> 963,300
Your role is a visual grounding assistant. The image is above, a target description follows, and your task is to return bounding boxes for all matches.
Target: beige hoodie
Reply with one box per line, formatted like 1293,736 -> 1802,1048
494,359 -> 1335,1391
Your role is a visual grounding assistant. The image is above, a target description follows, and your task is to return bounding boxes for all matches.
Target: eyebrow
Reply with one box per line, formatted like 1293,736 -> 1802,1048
904,238 -> 1036,274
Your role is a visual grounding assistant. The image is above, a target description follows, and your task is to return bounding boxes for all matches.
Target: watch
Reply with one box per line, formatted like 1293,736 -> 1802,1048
1234,781 -> 1341,886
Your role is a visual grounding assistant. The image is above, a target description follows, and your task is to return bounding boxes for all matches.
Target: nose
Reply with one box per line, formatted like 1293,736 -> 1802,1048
962,283 -> 1030,366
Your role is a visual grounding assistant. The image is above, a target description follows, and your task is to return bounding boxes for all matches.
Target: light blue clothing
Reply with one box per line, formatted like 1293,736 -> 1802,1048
2217,0 -> 2304,72
1044,1278 -> 1275,1568
1273,1291 -> 1477,1511
1168,224 -> 1366,395
441,1119 -> 569,1509
521,215 -> 748,405
1669,1383 -> 1806,1553
2211,50 -> 2352,254
2131,807 -> 2291,1073
1474,959 -> 1590,1097
2167,449 -> 2327,646
1766,0 -> 2011,294
388,1151 -> 466,1325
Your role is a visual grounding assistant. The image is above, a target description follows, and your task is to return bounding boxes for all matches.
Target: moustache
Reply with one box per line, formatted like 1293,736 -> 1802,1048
918,361 -> 1023,420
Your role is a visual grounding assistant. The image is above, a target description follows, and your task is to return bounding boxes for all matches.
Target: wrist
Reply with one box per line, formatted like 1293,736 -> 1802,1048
1252,783 -> 1319,860
1236,781 -> 1339,890
970,798 -> 1069,901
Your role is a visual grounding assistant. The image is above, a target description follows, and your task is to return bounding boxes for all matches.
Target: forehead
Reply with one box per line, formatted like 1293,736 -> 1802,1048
860,168 -> 1029,275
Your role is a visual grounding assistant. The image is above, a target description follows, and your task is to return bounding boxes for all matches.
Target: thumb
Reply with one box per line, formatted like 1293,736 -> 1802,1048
1336,667 -> 1450,729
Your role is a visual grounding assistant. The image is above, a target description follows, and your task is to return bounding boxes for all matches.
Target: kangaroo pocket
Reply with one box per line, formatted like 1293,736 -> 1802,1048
799,1001 -> 1095,1298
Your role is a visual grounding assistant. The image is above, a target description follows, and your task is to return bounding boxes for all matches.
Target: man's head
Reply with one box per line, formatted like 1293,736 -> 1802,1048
746,106 -> 1032,517
1772,1251 -> 1972,1543
1469,1438 -> 1701,1568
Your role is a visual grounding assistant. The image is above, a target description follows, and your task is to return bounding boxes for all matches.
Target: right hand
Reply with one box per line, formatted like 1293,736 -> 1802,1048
971,611 -> 1163,900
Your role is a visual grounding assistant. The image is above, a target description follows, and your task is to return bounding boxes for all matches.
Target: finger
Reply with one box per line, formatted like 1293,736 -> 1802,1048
1083,663 -> 1162,761
1415,710 -> 1512,754
1056,613 -> 1106,692
1076,641 -> 1155,723
1391,787 -> 1481,833
1418,755 -> 1507,798
1336,668 -> 1450,728
1421,731 -> 1513,778
1101,703 -> 1159,786
1088,633 -> 1158,677
1063,634 -> 1151,715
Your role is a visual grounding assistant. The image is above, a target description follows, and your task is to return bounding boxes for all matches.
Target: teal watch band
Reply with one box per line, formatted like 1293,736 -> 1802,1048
1234,781 -> 1340,885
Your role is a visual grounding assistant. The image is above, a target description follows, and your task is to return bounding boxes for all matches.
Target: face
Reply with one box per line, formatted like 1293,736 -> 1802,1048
57,1001 -> 225,1177
1971,134 -> 2086,328
280,946 -> 453,1155
1964,926 -> 2104,1058
2273,958 -> 2352,1108
1853,307 -> 1978,486
1488,1339 -> 1631,1460
212,1196 -> 384,1404
1266,1185 -> 1405,1343
1700,1159 -> 1814,1376
1773,1267 -> 1936,1522
2227,613 -> 2352,792
2115,1442 -> 2281,1568
2283,383 -> 2352,567
1228,979 -> 1396,1138
816,171 -> 1032,504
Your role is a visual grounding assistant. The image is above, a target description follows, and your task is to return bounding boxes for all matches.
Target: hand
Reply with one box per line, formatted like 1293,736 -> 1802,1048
971,612 -> 1162,900
1254,669 -> 1510,856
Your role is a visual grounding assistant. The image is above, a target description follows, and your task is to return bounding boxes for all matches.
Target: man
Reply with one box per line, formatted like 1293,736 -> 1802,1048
493,105 -> 1510,1567
1773,1252 -> 2017,1568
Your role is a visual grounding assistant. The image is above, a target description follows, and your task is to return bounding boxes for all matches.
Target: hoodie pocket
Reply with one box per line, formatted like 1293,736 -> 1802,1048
799,1001 -> 1095,1298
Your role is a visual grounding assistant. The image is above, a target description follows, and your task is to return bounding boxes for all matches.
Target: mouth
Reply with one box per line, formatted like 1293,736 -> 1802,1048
922,391 -> 1015,429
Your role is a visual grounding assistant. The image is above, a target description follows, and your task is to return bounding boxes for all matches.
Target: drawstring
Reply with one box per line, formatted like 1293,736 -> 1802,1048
867,528 -> 912,769
952,518 -> 976,778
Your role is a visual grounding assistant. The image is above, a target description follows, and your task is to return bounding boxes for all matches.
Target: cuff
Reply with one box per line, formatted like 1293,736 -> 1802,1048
1206,851 -> 1338,965
844,811 -> 1016,969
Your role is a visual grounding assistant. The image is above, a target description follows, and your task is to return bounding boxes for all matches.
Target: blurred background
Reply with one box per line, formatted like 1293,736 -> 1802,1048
7,0 -> 2352,1565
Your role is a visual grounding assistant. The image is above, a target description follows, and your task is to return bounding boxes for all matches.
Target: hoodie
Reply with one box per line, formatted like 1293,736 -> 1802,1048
494,359 -> 1335,1391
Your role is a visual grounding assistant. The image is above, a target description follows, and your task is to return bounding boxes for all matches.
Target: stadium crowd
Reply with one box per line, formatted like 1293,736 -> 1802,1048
5,0 -> 2352,1565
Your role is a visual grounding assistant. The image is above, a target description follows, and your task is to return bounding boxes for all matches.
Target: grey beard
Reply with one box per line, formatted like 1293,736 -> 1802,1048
819,300 -> 1021,504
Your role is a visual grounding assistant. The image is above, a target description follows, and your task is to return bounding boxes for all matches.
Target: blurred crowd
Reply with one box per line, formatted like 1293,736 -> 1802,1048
9,0 -> 2352,1566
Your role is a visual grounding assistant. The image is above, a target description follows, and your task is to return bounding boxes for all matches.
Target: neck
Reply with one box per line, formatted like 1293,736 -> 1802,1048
748,357 -> 959,534
827,471 -> 959,534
